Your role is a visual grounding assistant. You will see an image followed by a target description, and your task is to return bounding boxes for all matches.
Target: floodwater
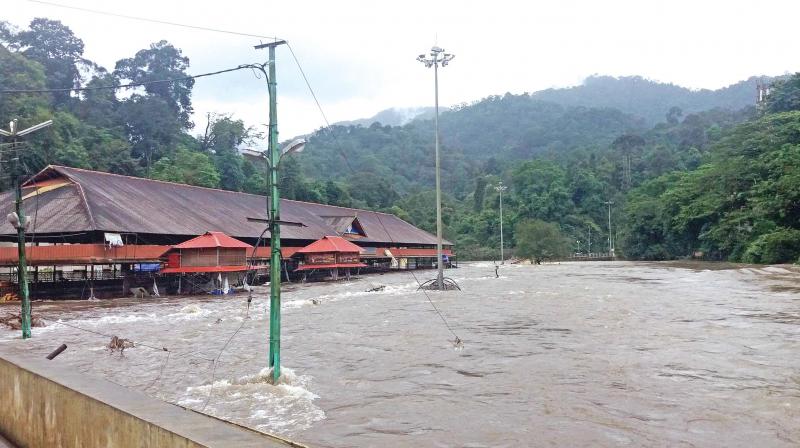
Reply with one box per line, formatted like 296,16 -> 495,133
2,261 -> 800,447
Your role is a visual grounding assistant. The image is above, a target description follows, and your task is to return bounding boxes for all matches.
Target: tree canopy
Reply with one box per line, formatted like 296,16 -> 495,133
2,17 -> 797,264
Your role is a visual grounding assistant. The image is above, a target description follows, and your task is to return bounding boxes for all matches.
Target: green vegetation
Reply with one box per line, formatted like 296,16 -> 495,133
514,220 -> 570,261
2,17 -> 798,264
621,109 -> 800,263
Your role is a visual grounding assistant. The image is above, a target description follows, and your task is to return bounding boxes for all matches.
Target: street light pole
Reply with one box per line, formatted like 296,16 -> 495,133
495,182 -> 507,264
255,40 -> 287,384
1,118 -> 53,339
417,46 -> 454,290
603,200 -> 614,257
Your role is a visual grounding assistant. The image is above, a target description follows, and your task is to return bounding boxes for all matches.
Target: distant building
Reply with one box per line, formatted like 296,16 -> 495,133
0,166 -> 455,298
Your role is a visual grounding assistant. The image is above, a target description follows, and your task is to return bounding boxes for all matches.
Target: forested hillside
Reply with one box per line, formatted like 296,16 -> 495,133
532,75 -> 769,125
2,18 -> 797,263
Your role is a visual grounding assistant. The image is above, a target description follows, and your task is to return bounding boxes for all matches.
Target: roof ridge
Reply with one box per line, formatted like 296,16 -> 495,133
51,165 -> 267,198
51,165 -> 397,215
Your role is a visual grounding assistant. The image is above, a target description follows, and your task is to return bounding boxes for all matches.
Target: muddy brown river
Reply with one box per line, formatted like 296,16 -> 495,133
2,261 -> 799,447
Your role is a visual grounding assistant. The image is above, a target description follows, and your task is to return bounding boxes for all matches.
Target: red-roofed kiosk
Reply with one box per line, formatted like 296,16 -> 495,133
295,236 -> 367,281
162,231 -> 252,294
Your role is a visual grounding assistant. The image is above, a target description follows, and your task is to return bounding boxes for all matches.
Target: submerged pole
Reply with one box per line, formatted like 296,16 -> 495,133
255,40 -> 287,384
433,59 -> 444,289
14,152 -> 31,339
268,43 -> 282,383
2,119 -> 53,339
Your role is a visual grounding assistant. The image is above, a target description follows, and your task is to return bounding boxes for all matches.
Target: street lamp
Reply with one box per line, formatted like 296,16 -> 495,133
1,118 -> 53,340
603,200 -> 614,257
417,46 -> 455,290
494,182 -> 507,264
252,39 -> 297,384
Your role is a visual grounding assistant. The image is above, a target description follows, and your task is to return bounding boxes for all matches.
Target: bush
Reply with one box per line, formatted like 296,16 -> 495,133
514,219 -> 570,260
742,228 -> 800,264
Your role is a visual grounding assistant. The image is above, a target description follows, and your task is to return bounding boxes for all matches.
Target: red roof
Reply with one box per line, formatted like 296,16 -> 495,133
295,262 -> 367,271
297,236 -> 363,254
0,244 -> 169,266
160,265 -> 249,274
174,231 -> 252,250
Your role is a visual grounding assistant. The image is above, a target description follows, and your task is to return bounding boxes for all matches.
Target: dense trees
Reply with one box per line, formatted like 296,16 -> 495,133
2,17 -> 797,263
621,107 -> 800,263
514,220 -> 570,261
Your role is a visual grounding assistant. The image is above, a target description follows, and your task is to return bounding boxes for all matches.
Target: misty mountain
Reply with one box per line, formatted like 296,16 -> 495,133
334,107 -> 435,128
531,75 -> 768,125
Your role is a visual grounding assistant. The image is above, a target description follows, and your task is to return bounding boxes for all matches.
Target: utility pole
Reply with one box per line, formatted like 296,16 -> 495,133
495,182 -> 507,264
588,226 -> 592,254
1,119 -> 53,339
417,46 -> 454,290
603,200 -> 614,257
255,40 -> 287,384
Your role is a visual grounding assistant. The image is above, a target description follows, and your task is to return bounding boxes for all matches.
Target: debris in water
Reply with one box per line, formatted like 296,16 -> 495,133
452,336 -> 464,350
107,335 -> 135,353
311,299 -> 321,305
0,313 -> 46,330
366,285 -> 386,292
215,318 -> 223,324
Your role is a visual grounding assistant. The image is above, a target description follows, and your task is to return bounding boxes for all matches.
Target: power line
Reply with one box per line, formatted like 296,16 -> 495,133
408,269 -> 462,347
26,0 -> 281,41
1,64 -> 264,94
286,43 -> 330,129
285,43 -> 355,173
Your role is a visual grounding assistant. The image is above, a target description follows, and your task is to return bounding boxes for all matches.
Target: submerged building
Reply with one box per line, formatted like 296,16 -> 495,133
0,166 -> 454,299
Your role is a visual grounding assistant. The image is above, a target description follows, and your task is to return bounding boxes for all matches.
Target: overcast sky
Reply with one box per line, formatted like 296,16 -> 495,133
7,0 -> 800,138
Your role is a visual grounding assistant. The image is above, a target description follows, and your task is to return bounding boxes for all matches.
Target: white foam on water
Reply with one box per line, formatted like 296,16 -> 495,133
311,282 -> 416,303
179,304 -> 204,314
761,266 -> 792,274
72,313 -> 158,326
284,299 -> 317,309
181,366 -> 325,432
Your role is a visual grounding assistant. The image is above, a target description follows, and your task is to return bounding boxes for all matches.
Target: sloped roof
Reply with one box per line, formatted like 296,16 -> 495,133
0,166 -> 450,246
297,236 -> 364,254
174,231 -> 252,249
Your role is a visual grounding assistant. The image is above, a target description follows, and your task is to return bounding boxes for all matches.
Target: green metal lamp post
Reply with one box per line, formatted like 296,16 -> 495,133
1,119 -> 52,340
253,39 -> 308,383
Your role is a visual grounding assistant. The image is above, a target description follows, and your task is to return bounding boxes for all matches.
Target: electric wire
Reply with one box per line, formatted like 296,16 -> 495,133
285,43 -> 356,174
45,318 -> 216,363
199,308 -> 251,412
26,0 -> 282,41
407,269 -> 462,347
1,64 -> 262,94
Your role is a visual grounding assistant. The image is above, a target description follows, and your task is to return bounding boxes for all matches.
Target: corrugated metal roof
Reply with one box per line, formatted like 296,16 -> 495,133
0,166 -> 449,246
174,232 -> 252,249
297,236 -> 363,254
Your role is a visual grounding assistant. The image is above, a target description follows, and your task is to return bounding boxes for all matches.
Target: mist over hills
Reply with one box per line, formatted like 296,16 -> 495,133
339,75 -> 767,130
530,75 -> 769,125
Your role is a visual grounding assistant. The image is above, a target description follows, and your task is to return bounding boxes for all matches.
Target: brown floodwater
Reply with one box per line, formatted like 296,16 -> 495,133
1,261 -> 799,447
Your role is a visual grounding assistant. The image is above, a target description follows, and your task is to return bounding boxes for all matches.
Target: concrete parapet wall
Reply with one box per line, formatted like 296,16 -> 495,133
0,347 -> 298,448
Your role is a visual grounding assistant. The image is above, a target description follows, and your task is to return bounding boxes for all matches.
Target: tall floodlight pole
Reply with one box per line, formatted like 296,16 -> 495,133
417,46 -> 454,290
1,119 -> 53,339
255,40 -> 287,384
588,226 -> 592,254
495,182 -> 507,264
603,201 -> 614,257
